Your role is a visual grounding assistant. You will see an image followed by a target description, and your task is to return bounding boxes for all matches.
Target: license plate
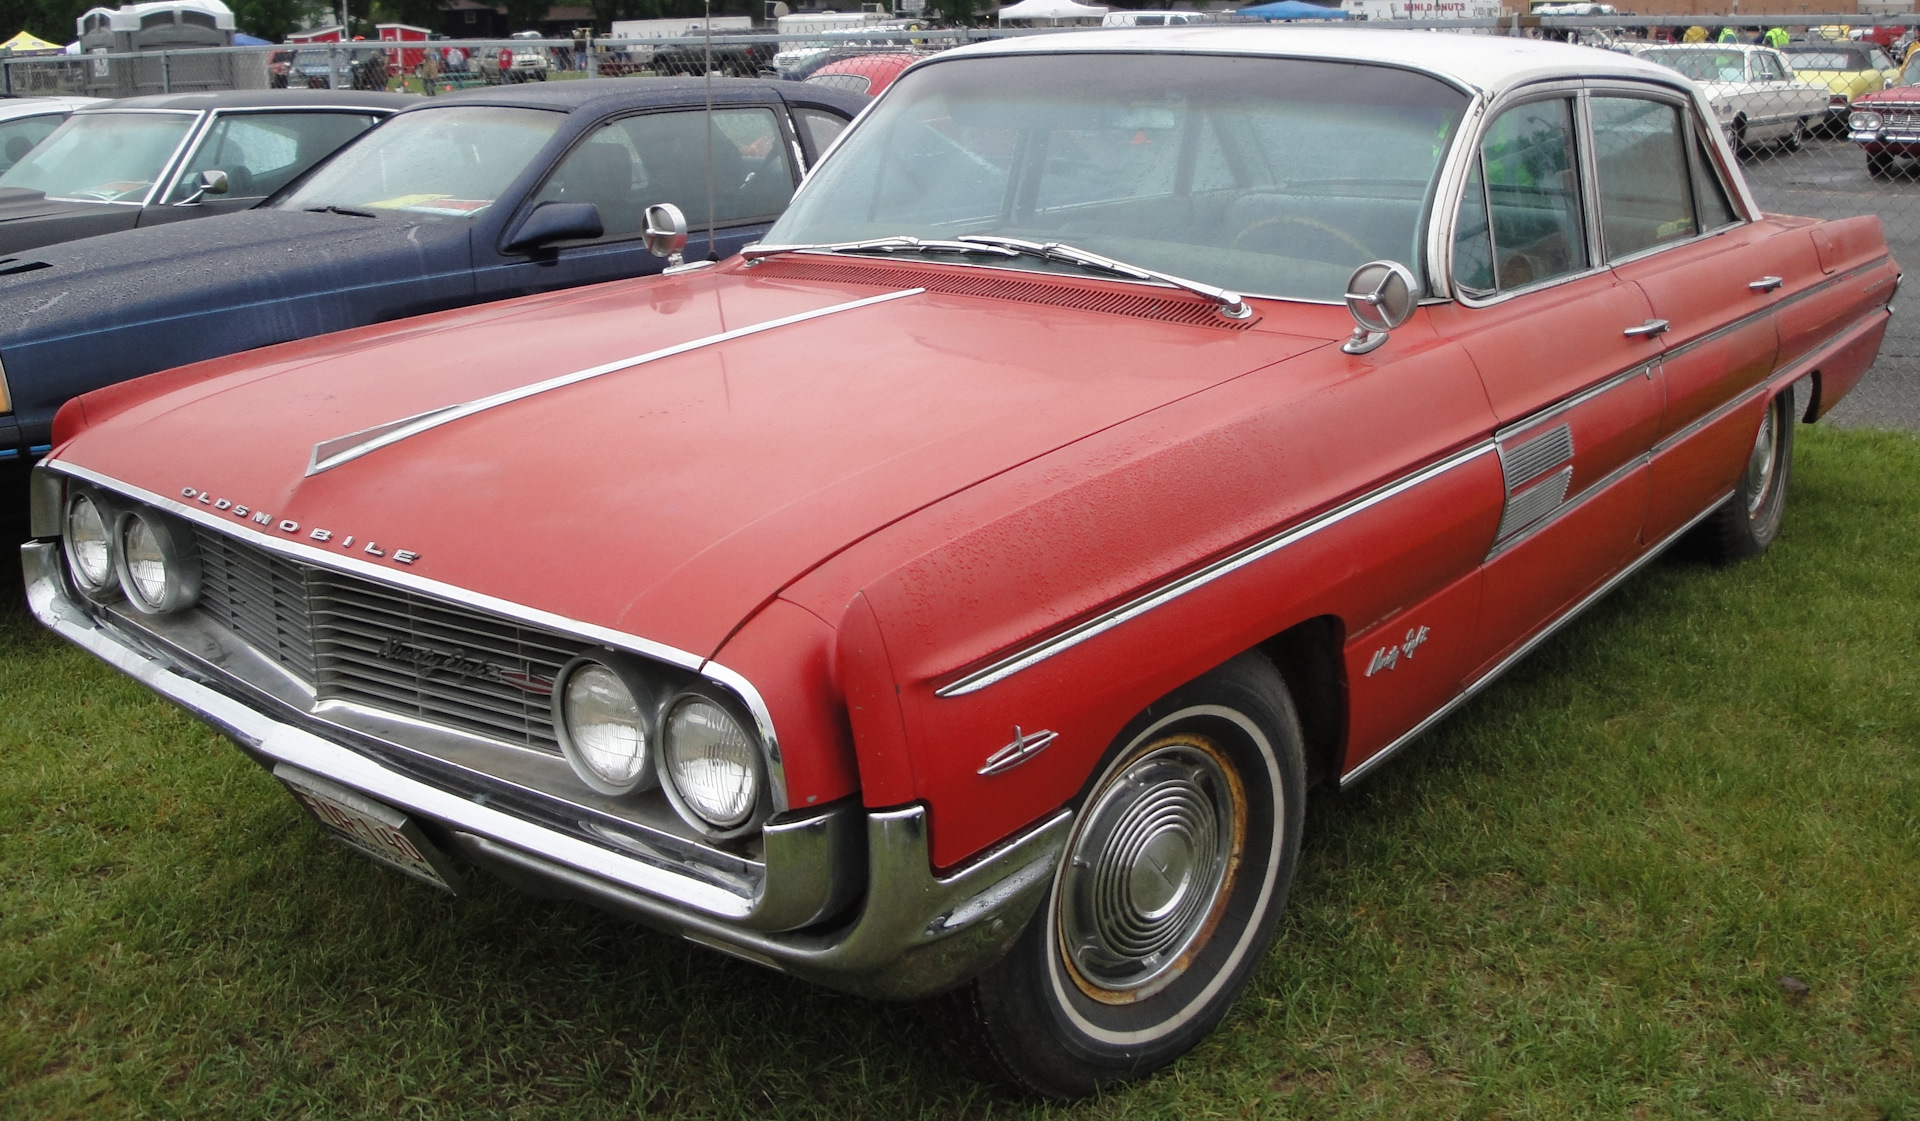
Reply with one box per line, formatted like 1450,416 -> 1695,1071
275,764 -> 463,893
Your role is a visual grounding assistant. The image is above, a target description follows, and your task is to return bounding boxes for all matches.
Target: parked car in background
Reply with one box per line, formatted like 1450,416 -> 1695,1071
1847,57 -> 1920,175
23,29 -> 1893,1099
803,51 -> 928,97
0,97 -> 101,175
480,43 -> 551,82
1782,41 -> 1897,134
1634,44 -> 1828,152
0,77 -> 865,467
0,90 -> 406,255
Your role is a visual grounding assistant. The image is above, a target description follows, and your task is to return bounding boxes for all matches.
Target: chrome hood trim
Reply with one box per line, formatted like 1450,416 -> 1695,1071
305,287 -> 925,476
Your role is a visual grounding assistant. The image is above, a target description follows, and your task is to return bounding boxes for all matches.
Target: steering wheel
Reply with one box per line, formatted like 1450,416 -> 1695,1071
1230,214 -> 1377,262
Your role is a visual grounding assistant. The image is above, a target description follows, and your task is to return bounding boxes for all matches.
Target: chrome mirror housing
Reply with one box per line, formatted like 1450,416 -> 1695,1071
1342,260 -> 1419,355
175,169 -> 229,207
643,203 -> 689,266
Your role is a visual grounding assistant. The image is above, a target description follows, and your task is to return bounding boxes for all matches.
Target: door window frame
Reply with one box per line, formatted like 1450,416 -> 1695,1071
153,106 -> 393,209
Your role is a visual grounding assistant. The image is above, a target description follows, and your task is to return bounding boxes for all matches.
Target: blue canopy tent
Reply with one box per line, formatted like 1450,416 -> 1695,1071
233,32 -> 269,45
1237,1 -> 1350,18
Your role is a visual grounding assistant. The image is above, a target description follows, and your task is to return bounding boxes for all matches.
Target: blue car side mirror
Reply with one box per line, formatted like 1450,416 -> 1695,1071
504,202 -> 604,254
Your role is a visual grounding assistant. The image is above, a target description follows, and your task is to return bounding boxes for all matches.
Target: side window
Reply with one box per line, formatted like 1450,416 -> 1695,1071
791,107 -> 849,165
1477,98 -> 1587,292
0,114 -> 63,173
1690,135 -> 1738,230
1453,156 -> 1494,295
1591,97 -> 1695,261
170,112 -> 378,201
1754,54 -> 1784,82
533,107 -> 797,242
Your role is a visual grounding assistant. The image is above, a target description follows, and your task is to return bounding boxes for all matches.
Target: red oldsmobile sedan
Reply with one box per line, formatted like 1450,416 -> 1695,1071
23,29 -> 1896,1097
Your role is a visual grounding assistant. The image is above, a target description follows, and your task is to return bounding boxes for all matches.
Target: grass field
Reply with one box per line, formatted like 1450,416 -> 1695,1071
2,426 -> 1916,1120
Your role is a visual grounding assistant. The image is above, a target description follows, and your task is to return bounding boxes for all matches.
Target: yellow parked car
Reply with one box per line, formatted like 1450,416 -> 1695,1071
1784,42 -> 1900,134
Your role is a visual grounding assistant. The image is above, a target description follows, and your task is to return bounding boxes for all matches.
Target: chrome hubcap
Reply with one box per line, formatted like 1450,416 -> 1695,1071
1746,405 -> 1777,518
1059,735 -> 1243,999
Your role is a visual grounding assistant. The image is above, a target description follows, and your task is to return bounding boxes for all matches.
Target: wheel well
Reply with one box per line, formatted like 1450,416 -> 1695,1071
1259,616 -> 1347,788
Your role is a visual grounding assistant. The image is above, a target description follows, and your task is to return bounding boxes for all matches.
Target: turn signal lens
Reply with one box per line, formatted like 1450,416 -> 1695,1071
556,657 -> 655,795
662,696 -> 763,834
64,493 -> 115,595
114,510 -> 199,614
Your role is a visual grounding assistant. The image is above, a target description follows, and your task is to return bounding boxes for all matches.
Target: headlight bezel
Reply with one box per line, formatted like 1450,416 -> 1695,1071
63,490 -> 121,601
553,653 -> 660,796
112,507 -> 201,614
659,688 -> 771,840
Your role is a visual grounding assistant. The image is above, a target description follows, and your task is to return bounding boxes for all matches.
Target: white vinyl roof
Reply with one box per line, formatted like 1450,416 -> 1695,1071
945,26 -> 1690,100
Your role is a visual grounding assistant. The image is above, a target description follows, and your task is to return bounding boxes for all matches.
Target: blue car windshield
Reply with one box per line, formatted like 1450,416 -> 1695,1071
763,53 -> 1469,302
279,106 -> 563,219
0,111 -> 196,203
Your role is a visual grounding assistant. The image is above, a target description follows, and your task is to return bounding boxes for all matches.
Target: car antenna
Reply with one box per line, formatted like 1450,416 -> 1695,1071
702,0 -> 718,262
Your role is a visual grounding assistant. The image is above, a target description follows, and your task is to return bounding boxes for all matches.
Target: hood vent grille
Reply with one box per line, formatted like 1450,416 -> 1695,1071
745,257 -> 1257,330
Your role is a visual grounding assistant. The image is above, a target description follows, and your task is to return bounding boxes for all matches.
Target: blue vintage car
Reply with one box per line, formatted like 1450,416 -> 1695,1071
0,76 -> 866,470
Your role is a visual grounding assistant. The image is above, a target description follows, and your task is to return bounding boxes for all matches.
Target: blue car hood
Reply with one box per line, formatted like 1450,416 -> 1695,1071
0,209 -> 474,438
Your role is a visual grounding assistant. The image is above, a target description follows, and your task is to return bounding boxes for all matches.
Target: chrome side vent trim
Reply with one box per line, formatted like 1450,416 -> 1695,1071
1499,423 -> 1574,491
1496,466 -> 1571,541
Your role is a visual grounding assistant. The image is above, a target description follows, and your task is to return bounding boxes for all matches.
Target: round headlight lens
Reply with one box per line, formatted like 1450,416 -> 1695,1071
662,696 -> 763,833
64,493 -> 115,594
1852,110 -> 1883,130
556,658 -> 654,794
113,510 -> 199,614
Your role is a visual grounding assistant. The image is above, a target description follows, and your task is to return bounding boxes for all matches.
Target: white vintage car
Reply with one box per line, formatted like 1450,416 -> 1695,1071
1635,43 -> 1830,152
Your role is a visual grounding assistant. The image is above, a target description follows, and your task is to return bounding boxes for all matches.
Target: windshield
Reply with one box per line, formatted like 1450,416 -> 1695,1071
765,54 -> 1469,302
0,111 -> 195,202
1642,48 -> 1747,83
278,106 -> 562,219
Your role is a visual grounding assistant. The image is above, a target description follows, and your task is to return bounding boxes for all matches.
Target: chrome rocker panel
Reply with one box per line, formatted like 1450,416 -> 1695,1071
23,539 -> 1073,1000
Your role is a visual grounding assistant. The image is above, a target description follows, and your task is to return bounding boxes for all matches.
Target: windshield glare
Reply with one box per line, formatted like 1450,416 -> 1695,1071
279,106 -> 562,219
764,54 -> 1469,302
1642,48 -> 1747,83
0,111 -> 195,203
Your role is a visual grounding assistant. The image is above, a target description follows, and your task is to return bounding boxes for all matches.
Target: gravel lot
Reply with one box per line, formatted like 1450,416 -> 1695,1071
1743,136 -> 1920,430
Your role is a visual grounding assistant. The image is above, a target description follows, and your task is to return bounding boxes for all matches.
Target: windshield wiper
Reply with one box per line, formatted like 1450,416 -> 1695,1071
954,235 -> 1251,320
742,235 -> 1021,261
743,234 -> 1250,319
305,205 -> 377,218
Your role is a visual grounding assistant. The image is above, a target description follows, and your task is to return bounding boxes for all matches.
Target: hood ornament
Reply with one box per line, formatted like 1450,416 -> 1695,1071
305,287 -> 927,476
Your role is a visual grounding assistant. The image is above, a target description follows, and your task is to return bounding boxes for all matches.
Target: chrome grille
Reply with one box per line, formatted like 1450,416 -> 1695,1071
190,526 -> 587,755
310,573 -> 585,752
194,527 -> 316,679
1887,111 -> 1920,129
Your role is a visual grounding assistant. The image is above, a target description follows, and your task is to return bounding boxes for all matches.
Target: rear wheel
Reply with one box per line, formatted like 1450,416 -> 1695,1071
948,652 -> 1307,1099
1694,387 -> 1795,562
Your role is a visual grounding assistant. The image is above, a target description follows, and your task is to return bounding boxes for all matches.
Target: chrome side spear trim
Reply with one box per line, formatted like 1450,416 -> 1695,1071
306,287 -> 925,476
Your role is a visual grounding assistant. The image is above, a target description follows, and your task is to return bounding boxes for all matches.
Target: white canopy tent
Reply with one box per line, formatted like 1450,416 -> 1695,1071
996,0 -> 1109,23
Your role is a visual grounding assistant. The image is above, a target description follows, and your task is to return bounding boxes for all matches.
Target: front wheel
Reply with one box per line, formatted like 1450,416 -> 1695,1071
949,652 -> 1307,1099
1695,387 -> 1795,562
1868,151 -> 1894,178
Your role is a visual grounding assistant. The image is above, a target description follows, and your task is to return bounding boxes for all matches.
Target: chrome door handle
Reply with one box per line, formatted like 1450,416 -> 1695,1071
1623,319 -> 1670,338
1749,275 -> 1784,292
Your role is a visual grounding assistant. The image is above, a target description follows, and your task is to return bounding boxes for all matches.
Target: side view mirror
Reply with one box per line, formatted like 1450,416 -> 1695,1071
175,168 -> 229,207
503,201 -> 603,254
643,202 -> 689,266
1342,260 -> 1420,355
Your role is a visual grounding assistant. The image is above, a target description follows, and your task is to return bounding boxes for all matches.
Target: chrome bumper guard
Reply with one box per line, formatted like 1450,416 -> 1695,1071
24,539 -> 1072,1000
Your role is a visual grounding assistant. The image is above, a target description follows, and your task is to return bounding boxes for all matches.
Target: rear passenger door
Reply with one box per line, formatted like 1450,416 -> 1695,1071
1595,91 -> 1786,543
1427,91 -> 1663,680
474,104 -> 804,299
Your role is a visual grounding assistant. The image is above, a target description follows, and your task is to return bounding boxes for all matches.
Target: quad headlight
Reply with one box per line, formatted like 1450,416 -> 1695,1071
660,693 -> 766,837
1852,109 -> 1884,131
555,655 -> 658,795
113,508 -> 200,614
63,492 -> 118,599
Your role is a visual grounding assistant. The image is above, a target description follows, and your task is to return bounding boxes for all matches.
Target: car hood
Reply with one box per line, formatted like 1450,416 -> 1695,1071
0,188 -> 111,225
54,260 -> 1331,659
0,209 -> 473,429
1856,86 -> 1920,105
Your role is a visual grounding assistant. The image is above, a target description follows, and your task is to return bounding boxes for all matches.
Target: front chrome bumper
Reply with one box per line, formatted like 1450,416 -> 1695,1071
24,538 -> 1071,1000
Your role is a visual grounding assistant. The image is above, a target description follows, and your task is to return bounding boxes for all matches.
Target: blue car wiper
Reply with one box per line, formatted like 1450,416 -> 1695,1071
305,205 -> 378,219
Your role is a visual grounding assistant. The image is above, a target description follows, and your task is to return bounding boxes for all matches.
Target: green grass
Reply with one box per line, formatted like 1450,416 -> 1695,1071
2,425 -> 1917,1119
